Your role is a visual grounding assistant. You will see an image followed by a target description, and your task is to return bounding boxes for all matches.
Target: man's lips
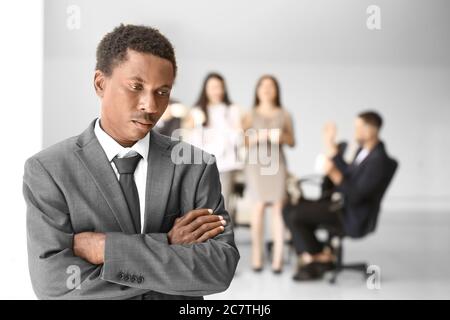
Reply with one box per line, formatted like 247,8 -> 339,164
132,120 -> 153,130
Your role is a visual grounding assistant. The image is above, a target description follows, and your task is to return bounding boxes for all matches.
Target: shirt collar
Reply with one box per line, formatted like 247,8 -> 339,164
94,118 -> 150,162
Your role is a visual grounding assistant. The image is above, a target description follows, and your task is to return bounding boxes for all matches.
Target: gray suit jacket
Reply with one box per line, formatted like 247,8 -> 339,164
23,119 -> 240,300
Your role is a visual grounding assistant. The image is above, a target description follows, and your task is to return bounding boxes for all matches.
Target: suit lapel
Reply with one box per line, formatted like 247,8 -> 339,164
143,130 -> 175,233
352,142 -> 384,176
352,147 -> 363,164
74,120 -> 137,234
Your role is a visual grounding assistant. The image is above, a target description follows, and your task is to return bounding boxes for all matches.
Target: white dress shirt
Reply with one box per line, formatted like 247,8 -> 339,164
354,148 -> 370,166
94,118 -> 149,233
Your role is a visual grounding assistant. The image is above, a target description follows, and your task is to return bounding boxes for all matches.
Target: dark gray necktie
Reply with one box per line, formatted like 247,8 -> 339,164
112,154 -> 142,233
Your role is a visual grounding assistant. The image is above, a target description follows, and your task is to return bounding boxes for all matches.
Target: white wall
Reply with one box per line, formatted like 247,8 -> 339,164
0,1 -> 43,299
43,0 -> 450,211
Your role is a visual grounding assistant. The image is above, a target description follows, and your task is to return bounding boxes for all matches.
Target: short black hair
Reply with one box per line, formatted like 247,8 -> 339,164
358,110 -> 383,130
96,24 -> 177,77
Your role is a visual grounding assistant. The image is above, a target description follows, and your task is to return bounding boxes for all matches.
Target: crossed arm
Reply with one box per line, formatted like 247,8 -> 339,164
73,209 -> 227,265
23,157 -> 239,300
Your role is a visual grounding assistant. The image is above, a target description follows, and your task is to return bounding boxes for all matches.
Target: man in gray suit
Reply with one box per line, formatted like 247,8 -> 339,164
23,24 -> 240,300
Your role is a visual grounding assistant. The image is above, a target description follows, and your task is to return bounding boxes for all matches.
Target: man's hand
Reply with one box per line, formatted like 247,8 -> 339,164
324,158 -> 344,185
168,209 -> 226,245
323,157 -> 335,175
323,122 -> 337,143
73,232 -> 106,265
322,122 -> 338,157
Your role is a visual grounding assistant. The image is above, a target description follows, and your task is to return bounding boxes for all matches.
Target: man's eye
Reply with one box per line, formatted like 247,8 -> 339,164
130,83 -> 143,91
157,89 -> 170,96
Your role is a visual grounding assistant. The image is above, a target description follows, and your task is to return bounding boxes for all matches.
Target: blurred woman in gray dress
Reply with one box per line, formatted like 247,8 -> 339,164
243,75 -> 295,273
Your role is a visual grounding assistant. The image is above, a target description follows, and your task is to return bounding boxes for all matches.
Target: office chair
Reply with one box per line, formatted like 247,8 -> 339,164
296,157 -> 398,284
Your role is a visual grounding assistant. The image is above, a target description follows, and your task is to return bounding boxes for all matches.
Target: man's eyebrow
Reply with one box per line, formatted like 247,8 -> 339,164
127,76 -> 172,89
128,76 -> 144,82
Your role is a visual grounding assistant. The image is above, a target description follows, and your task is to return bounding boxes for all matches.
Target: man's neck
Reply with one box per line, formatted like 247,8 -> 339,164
363,138 -> 379,151
99,118 -> 136,148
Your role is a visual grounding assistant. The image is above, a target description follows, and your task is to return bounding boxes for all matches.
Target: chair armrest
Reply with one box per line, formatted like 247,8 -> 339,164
298,174 -> 324,186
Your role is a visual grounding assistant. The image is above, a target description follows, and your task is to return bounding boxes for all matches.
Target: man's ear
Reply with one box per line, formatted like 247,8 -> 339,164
94,70 -> 106,97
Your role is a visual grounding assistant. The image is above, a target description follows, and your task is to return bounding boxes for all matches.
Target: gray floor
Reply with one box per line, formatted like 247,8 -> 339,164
209,211 -> 450,300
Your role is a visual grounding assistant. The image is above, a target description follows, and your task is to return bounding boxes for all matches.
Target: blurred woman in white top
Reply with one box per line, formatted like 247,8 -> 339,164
185,73 -> 243,220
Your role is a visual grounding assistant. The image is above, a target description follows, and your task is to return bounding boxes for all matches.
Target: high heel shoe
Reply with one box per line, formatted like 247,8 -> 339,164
272,261 -> 283,274
252,266 -> 264,273
272,268 -> 283,275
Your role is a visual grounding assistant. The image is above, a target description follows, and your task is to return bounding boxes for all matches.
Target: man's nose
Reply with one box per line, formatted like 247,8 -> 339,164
139,93 -> 157,113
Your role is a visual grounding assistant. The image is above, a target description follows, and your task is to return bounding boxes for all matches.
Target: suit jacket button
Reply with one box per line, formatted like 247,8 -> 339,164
117,272 -> 124,280
137,276 -> 144,284
131,275 -> 137,283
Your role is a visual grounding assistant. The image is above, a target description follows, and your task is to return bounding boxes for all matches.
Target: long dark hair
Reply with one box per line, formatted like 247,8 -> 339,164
253,75 -> 282,108
194,72 -> 232,126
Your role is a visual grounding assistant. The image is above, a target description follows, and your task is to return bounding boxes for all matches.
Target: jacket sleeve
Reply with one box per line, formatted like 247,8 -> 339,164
101,155 -> 240,296
23,157 -> 151,300
332,153 -> 352,177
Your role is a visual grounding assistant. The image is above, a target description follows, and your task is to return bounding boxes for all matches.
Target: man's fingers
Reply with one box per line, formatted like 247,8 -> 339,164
192,220 -> 226,239
195,226 -> 225,243
176,209 -> 212,226
184,214 -> 224,232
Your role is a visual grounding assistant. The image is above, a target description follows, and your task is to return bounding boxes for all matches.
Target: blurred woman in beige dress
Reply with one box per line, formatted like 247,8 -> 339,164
243,75 -> 295,273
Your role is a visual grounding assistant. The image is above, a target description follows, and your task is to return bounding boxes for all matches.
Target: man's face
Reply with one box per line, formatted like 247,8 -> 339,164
354,117 -> 378,145
95,49 -> 174,146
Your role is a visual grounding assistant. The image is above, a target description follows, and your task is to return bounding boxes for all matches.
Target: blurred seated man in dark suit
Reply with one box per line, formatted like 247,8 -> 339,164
283,111 -> 390,281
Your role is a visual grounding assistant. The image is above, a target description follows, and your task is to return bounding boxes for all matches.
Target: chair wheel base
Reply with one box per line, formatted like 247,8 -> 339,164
327,262 -> 369,284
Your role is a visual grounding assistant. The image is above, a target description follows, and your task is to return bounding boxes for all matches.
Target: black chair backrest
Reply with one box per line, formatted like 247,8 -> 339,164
365,156 -> 399,234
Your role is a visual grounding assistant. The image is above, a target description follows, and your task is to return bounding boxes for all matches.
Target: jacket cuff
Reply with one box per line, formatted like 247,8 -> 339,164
101,232 -> 168,287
